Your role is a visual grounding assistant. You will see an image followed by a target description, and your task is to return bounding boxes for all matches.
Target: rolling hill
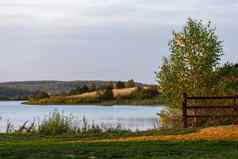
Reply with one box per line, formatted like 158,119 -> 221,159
0,80 -> 145,99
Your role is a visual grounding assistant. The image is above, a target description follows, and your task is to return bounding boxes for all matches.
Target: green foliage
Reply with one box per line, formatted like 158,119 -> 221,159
96,86 -> 114,101
89,83 -> 97,92
216,63 -> 238,93
97,82 -> 114,90
69,84 -> 89,95
115,81 -> 126,89
218,63 -> 238,76
4,111 -> 132,136
126,79 -> 136,88
156,18 -> 223,109
0,87 -> 33,99
38,111 -> 75,135
131,87 -> 160,100
107,81 -> 114,89
0,96 -> 10,100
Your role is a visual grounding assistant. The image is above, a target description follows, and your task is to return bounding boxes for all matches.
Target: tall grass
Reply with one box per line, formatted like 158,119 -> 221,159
38,111 -> 75,135
2,111 -> 132,136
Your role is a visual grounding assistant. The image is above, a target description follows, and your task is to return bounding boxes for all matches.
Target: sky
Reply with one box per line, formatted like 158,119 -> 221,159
0,0 -> 237,84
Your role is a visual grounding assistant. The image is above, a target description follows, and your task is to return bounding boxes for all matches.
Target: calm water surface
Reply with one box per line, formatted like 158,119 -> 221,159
0,101 -> 163,132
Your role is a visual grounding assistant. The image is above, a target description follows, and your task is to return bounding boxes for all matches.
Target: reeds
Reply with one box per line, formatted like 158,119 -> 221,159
1,111 -> 131,136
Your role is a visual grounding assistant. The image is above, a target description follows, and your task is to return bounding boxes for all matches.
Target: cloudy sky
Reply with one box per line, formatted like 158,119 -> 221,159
0,0 -> 237,83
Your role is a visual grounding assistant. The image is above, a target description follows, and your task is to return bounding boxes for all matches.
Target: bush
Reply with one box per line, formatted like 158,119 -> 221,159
130,87 -> 159,100
38,111 -> 75,135
97,86 -> 114,101
126,79 -> 136,88
216,63 -> 238,93
115,81 -> 126,89
69,85 -> 89,95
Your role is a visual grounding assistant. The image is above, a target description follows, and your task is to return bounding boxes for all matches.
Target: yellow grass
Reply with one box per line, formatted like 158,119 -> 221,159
76,125 -> 238,143
120,126 -> 238,141
67,87 -> 138,99
67,92 -> 98,99
112,87 -> 138,98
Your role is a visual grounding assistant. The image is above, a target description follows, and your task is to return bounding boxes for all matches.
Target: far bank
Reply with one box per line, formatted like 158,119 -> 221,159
25,87 -> 164,106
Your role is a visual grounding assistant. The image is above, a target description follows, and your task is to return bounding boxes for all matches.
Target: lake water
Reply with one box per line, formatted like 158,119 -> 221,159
0,101 -> 163,132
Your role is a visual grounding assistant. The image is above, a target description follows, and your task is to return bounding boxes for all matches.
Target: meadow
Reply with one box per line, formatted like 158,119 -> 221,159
1,128 -> 238,159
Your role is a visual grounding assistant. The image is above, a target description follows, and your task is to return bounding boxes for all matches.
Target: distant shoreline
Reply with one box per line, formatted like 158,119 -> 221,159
24,99 -> 163,106
0,99 -> 26,102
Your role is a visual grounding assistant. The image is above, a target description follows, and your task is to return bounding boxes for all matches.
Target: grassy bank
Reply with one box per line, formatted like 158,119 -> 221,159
25,87 -> 164,106
0,133 -> 238,159
1,125 -> 238,158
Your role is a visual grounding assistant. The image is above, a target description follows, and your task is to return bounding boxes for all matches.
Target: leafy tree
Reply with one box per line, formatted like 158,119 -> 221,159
131,86 -> 159,100
90,83 -> 97,92
156,18 -> 223,109
97,82 -> 113,91
69,85 -> 89,95
217,63 -> 238,77
81,85 -> 89,93
216,63 -> 238,93
97,85 -> 114,100
126,79 -> 136,88
115,81 -> 126,89
107,81 -> 114,89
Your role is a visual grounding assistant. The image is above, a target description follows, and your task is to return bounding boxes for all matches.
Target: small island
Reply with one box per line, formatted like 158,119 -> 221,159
25,80 -> 163,106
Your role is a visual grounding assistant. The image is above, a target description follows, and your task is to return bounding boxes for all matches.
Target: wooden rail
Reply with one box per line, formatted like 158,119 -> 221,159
182,93 -> 238,128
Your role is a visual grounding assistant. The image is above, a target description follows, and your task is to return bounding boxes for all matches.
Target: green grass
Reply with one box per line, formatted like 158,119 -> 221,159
0,127 -> 237,159
0,135 -> 238,159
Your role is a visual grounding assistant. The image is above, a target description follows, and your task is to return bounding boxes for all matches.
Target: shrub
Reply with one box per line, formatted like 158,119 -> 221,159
130,87 -> 159,100
97,86 -> 114,101
69,85 -> 89,95
38,111 -> 75,135
126,79 -> 136,88
115,81 -> 126,89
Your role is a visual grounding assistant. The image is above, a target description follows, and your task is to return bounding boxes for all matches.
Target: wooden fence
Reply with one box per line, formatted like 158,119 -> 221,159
182,93 -> 238,128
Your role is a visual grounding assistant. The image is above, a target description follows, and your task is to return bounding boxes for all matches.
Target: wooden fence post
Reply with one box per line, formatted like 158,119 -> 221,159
183,93 -> 188,128
234,97 -> 237,111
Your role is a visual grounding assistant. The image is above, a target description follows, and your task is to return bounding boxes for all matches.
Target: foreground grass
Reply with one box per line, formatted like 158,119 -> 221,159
0,136 -> 238,159
1,126 -> 238,159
